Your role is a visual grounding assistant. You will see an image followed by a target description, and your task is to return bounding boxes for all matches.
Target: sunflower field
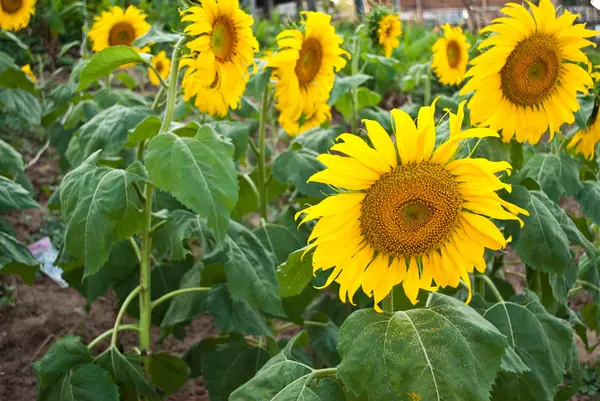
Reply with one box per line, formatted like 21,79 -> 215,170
3,0 -> 600,399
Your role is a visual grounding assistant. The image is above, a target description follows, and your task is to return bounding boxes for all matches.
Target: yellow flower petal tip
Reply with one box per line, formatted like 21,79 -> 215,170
297,106 -> 526,310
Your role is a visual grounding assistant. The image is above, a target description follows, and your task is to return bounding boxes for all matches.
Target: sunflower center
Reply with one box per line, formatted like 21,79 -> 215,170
500,34 -> 561,107
212,17 -> 237,61
108,22 -> 136,46
360,162 -> 462,258
295,38 -> 323,86
156,61 -> 164,74
446,40 -> 461,68
1,0 -> 23,14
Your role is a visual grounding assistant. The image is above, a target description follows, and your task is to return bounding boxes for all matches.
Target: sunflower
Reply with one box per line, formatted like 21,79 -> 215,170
268,12 -> 348,136
461,0 -> 598,144
0,0 -> 35,31
180,0 -> 258,116
280,102 -> 332,136
432,24 -> 469,86
568,104 -> 600,160
296,101 -> 528,309
367,7 -> 401,58
21,64 -> 36,83
88,6 -> 150,53
148,51 -> 171,86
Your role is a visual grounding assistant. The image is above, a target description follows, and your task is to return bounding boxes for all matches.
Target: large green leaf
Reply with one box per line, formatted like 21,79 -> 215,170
210,120 -> 257,161
205,283 -> 272,337
223,220 -> 285,317
272,147 -> 329,198
77,46 -> 147,91
149,352 -> 189,396
0,176 -> 39,211
162,210 -> 203,261
38,364 -> 120,401
161,264 -> 207,329
0,87 -> 42,125
292,126 -> 342,154
306,313 -> 340,367
576,181 -> 600,226
574,93 -> 596,129
334,87 -> 382,121
0,138 -> 24,177
230,332 -> 346,401
0,231 -> 39,284
0,67 -> 36,94
329,74 -> 371,105
504,186 -> 571,274
276,247 -> 313,298
95,346 -> 155,396
480,291 -> 573,401
36,336 -> 92,389
67,105 -> 151,165
203,335 -> 271,401
127,115 -> 161,145
254,223 -> 305,265
133,25 -> 183,48
231,173 -> 259,219
519,153 -> 581,202
337,293 -> 508,401
145,127 -> 238,245
59,153 -> 146,276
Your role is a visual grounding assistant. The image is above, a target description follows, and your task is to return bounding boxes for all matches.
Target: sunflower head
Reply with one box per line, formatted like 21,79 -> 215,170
180,0 -> 258,116
88,6 -> 150,53
569,99 -> 600,160
21,64 -> 36,83
367,6 -> 401,58
148,50 -> 171,86
432,24 -> 469,86
0,0 -> 35,31
297,100 -> 528,310
268,11 -> 349,136
461,0 -> 598,144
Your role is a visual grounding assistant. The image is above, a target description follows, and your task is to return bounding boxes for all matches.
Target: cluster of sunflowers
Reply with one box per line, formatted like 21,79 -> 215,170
2,0 -> 599,310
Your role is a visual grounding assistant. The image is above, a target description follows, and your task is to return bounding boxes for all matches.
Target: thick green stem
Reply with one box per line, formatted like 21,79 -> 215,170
382,291 -> 394,313
350,38 -> 360,134
150,287 -> 212,310
257,85 -> 271,220
139,186 -> 154,355
159,37 -> 187,134
145,61 -> 170,90
477,274 -> 504,303
90,324 -> 139,350
111,286 -> 141,348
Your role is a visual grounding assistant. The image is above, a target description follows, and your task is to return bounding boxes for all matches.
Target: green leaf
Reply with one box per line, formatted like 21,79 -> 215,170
0,231 -> 39,285
224,220 -> 285,317
230,332 -> 346,401
161,264 -> 207,328
63,100 -> 100,130
334,87 -> 382,121
555,340 -> 583,401
504,186 -> 571,274
113,71 -> 137,90
276,247 -> 313,298
0,87 -> 41,125
95,346 -> 156,396
337,293 -> 508,401
520,153 -> 581,202
0,67 -> 35,94
149,352 -> 189,396
203,335 -> 271,401
254,223 -> 305,265
210,120 -> 257,161
231,173 -> 259,219
292,126 -> 342,154
0,138 -> 24,177
576,180 -> 600,226
39,364 -> 120,401
77,46 -> 147,91
127,115 -> 161,145
37,336 -> 92,389
329,74 -> 371,105
359,107 -> 392,132
59,152 -> 146,276
306,313 -> 340,367
162,210 -> 203,261
575,93 -> 596,129
0,50 -> 15,72
145,127 -> 238,245
205,283 -> 272,337
272,147 -> 329,198
133,25 -> 183,48
67,105 -> 151,165
0,176 -> 39,211
482,291 -> 573,401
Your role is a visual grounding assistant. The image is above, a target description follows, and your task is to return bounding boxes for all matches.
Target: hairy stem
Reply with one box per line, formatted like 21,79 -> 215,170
159,37 -> 187,134
477,274 -> 504,303
150,287 -> 212,310
139,185 -> 154,357
111,286 -> 141,348
257,85 -> 271,220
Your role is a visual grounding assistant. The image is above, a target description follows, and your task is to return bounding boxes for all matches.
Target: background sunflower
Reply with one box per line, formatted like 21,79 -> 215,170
366,6 -> 401,58
431,24 -> 469,86
148,50 -> 170,86
88,5 -> 150,52
0,0 -> 35,31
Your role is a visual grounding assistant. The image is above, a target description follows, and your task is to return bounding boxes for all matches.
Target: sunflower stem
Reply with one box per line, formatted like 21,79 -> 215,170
477,274 -> 504,303
146,61 -> 170,91
150,287 -> 212,310
257,84 -> 271,220
350,37 -> 361,133
89,324 -> 139,350
159,36 -> 187,134
111,286 -> 140,348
